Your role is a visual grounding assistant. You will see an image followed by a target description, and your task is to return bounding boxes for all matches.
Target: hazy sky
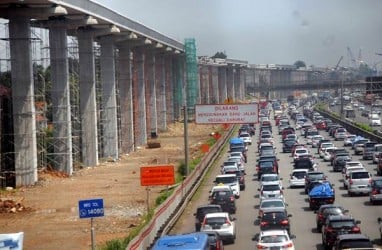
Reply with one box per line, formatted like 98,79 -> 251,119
96,0 -> 382,68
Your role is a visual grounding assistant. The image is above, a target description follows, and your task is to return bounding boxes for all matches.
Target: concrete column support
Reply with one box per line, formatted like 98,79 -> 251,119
78,30 -> 98,167
234,67 -> 241,101
218,67 -> 228,103
9,17 -> 38,186
165,56 -> 174,123
49,24 -> 73,175
156,55 -> 167,131
227,67 -> 235,102
173,56 -> 183,120
240,68 -> 246,100
211,66 -> 219,104
199,65 -> 209,104
133,48 -> 147,146
145,52 -> 157,137
99,36 -> 118,160
117,45 -> 134,153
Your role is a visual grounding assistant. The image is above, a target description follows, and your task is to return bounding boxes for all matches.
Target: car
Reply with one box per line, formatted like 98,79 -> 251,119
347,170 -> 372,196
226,156 -> 245,173
305,171 -> 326,194
333,234 -> 374,250
372,144 -> 382,163
311,135 -> 324,148
294,157 -> 317,171
258,208 -> 292,235
259,173 -> 283,187
224,169 -> 246,191
321,215 -> 361,250
369,176 -> 382,205
258,198 -> 287,218
342,166 -> 365,189
221,164 -> 239,175
289,169 -> 308,188
258,181 -> 285,202
322,147 -> 337,160
253,230 -> 296,250
353,138 -> 370,155
256,160 -> 278,180
258,142 -> 275,155
193,205 -> 223,231
315,204 -> 348,232
200,212 -> 236,244
214,174 -> 240,198
362,141 -> 379,160
293,148 -> 310,162
239,132 -> 252,145
209,187 -> 236,214
334,128 -> 347,141
332,154 -> 351,172
343,134 -> 356,146
282,139 -> 297,153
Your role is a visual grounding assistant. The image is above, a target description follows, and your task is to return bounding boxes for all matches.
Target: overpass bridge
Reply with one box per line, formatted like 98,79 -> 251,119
0,0 -> 370,187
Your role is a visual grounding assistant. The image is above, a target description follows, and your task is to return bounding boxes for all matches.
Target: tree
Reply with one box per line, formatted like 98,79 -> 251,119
294,60 -> 306,69
212,51 -> 227,59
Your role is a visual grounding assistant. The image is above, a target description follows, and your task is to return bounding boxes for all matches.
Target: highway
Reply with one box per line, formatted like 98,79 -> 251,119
169,113 -> 382,249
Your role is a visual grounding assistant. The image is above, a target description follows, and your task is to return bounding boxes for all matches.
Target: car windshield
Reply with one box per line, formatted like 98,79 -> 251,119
373,180 -> 382,187
205,217 -> 226,225
292,171 -> 307,178
215,176 -> 237,184
261,175 -> 278,181
351,172 -> 369,179
309,173 -> 325,180
260,235 -> 288,243
261,200 -> 284,208
339,240 -> 374,248
259,161 -> 274,168
262,185 -> 280,191
330,220 -> 356,228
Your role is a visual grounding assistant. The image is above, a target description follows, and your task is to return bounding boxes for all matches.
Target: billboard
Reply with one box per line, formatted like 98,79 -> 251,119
140,165 -> 175,186
195,104 -> 258,124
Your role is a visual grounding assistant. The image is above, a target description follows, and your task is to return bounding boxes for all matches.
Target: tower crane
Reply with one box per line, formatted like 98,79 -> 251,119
347,46 -> 357,68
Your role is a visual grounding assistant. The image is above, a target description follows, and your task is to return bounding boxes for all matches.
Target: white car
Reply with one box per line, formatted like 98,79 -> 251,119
319,142 -> 334,157
254,230 -> 295,250
239,132 -> 252,145
259,181 -> 285,202
342,166 -> 365,189
311,135 -> 324,148
343,134 -> 356,146
323,147 -> 337,161
208,184 -> 234,199
214,174 -> 240,198
289,169 -> 308,188
260,173 -> 283,187
227,156 -> 245,173
293,148 -> 309,161
201,212 -> 236,243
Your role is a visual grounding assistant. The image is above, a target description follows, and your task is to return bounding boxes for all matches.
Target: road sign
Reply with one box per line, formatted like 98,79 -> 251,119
78,198 -> 104,219
140,165 -> 175,186
195,104 -> 258,124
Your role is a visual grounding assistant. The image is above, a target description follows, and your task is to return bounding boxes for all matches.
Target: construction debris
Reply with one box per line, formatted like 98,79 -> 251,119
0,197 -> 28,213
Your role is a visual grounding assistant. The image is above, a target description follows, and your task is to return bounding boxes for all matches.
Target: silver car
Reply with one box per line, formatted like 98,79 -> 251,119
348,170 -> 372,196
259,181 -> 285,202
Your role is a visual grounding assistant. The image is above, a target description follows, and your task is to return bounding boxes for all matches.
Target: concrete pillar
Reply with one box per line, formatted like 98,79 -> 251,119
156,55 -> 167,131
49,24 -> 73,175
133,48 -> 147,146
200,65 -> 209,104
218,67 -> 228,103
117,44 -> 134,153
227,67 -> 235,102
211,66 -> 219,104
240,68 -> 246,100
99,36 -> 118,160
234,67 -> 241,101
145,52 -> 157,138
165,56 -> 174,123
9,17 -> 38,186
78,30 -> 98,166
173,56 -> 183,120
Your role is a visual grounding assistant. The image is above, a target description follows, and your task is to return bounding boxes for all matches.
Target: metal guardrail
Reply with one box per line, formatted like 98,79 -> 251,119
126,125 -> 235,250
315,108 -> 382,143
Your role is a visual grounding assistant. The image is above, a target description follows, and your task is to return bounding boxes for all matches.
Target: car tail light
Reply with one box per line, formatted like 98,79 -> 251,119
318,213 -> 324,220
351,226 -> 361,233
371,189 -> 379,195
349,179 -> 353,185
256,166 -> 259,171
325,226 -> 334,233
345,175 -> 349,179
259,210 -> 263,217
260,221 -> 269,227
225,219 -> 231,226
280,219 -> 289,225
282,242 -> 293,248
230,196 -> 235,202
369,178 -> 372,184
201,217 -> 207,228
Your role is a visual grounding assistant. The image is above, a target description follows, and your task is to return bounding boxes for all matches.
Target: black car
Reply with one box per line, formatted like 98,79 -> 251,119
305,171 -> 326,194
315,204 -> 348,232
193,204 -> 223,231
332,155 -> 351,172
205,231 -> 224,250
294,157 -> 316,171
282,139 -> 296,153
210,189 -> 236,214
258,208 -> 292,235
322,215 -> 361,250
257,160 -> 278,180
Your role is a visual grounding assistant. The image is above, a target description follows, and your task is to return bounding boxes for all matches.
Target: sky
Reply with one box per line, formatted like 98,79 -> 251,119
96,0 -> 382,68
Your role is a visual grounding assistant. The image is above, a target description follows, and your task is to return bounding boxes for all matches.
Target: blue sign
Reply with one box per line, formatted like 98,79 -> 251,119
78,198 -> 104,219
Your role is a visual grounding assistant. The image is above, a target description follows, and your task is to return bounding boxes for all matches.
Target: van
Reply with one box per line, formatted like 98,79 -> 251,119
347,170 -> 372,196
372,144 -> 382,163
152,232 -> 210,250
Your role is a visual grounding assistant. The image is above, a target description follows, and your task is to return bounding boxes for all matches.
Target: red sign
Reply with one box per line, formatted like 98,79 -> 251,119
140,165 -> 175,186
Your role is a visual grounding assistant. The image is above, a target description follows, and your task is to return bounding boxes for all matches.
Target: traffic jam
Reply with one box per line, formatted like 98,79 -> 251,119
154,99 -> 382,250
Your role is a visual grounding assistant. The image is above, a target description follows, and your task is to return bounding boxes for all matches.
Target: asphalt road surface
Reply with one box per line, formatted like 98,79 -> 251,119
170,114 -> 382,249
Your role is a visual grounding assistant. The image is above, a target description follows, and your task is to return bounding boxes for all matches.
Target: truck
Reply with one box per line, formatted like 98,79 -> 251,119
308,182 -> 335,210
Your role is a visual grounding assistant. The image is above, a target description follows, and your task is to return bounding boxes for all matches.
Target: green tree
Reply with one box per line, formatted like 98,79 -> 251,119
294,60 -> 306,69
212,51 -> 227,59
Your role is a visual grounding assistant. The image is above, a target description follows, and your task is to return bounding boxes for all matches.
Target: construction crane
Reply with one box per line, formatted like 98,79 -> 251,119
347,46 -> 357,68
335,56 -> 343,70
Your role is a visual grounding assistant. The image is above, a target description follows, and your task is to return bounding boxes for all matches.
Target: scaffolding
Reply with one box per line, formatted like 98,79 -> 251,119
184,38 -> 198,110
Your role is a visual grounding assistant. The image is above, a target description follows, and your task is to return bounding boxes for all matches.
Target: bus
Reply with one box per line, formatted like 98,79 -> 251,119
152,232 -> 210,250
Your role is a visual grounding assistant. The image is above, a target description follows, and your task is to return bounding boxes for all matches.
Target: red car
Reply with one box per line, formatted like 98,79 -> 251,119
315,121 -> 327,130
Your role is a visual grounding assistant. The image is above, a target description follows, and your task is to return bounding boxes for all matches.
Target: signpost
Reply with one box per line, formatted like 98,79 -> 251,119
78,198 -> 104,250
140,165 -> 175,213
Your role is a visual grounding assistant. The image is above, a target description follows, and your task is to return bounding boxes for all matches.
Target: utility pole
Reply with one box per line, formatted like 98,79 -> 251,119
340,72 -> 344,120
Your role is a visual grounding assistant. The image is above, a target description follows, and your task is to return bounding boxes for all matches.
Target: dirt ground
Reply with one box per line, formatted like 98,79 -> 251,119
0,122 -> 220,250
